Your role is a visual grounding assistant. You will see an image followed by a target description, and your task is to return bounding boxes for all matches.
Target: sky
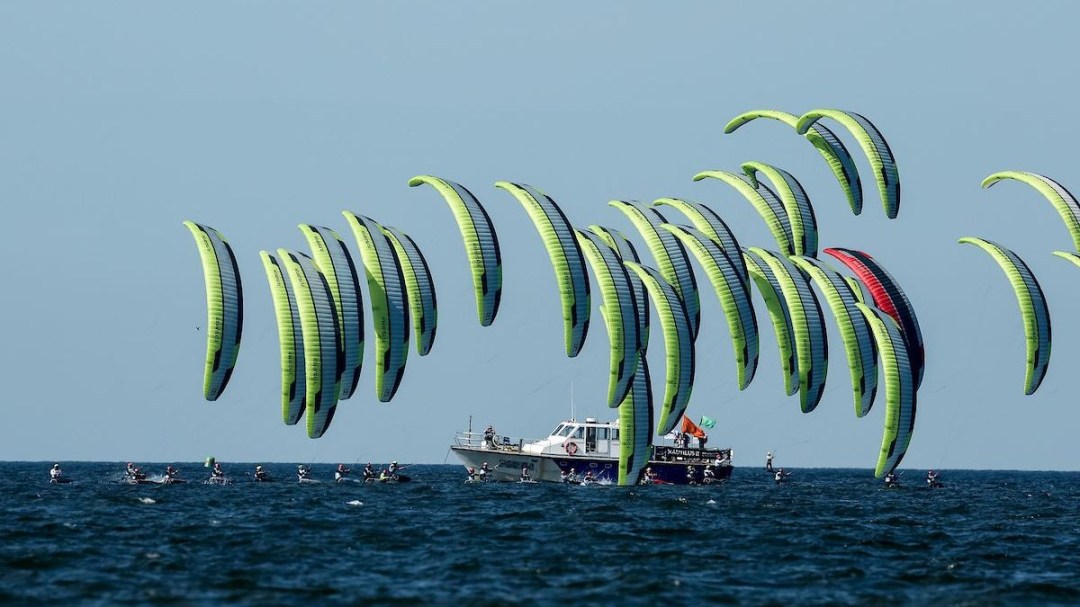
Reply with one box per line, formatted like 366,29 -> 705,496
2,2 -> 1079,470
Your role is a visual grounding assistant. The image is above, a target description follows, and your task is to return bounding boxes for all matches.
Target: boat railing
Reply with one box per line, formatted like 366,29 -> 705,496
453,431 -> 542,453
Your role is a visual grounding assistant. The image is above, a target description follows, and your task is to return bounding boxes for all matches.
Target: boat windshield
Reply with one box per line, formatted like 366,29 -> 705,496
558,425 -> 575,437
551,424 -> 565,437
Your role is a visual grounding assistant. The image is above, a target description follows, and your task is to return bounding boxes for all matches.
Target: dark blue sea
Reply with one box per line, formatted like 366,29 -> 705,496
3,463 -> 1080,606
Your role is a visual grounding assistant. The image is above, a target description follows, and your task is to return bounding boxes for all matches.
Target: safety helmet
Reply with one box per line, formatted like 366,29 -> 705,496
256,465 -> 263,470
53,463 -> 59,468
127,462 -> 134,467
338,464 -> 345,469
392,461 -> 398,465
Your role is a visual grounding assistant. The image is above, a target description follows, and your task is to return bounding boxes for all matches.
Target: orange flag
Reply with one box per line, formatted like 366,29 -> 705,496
681,416 -> 705,439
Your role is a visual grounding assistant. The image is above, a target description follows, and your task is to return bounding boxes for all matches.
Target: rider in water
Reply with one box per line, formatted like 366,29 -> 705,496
927,470 -> 941,487
884,471 -> 899,487
50,463 -> 63,481
253,465 -> 269,482
362,463 -> 375,481
335,464 -> 351,482
765,451 -> 774,472
126,462 -> 145,481
164,465 -> 180,483
774,468 -> 788,484
642,466 -> 657,484
582,470 -> 595,484
297,465 -> 310,481
478,462 -> 490,481
703,465 -> 716,483
520,466 -> 532,482
211,462 -> 225,481
560,469 -> 569,483
686,465 -> 697,485
388,461 -> 400,479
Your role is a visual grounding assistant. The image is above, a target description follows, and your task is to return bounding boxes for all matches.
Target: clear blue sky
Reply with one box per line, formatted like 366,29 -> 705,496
3,2 -> 1078,470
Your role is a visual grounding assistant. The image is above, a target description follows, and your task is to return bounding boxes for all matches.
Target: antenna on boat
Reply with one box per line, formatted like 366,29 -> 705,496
570,382 -> 575,421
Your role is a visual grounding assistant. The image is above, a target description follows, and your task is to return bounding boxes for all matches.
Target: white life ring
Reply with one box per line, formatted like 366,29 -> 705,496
564,441 -> 579,456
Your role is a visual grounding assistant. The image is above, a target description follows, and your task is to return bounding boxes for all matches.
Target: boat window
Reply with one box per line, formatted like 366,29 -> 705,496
559,425 -> 575,437
551,424 -> 565,437
611,429 -> 619,440
572,427 -> 584,439
598,428 -> 609,440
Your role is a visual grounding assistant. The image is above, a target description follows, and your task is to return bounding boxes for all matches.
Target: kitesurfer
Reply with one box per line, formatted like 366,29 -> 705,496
560,469 -> 569,483
379,468 -> 390,482
126,463 -> 145,481
50,463 -> 63,481
467,467 -> 482,482
567,467 -> 577,483
582,470 -> 595,484
884,471 -> 899,488
478,462 -> 490,481
253,465 -> 269,482
211,462 -> 225,482
703,465 -> 716,483
520,466 -> 531,482
774,468 -> 789,484
297,465 -> 311,482
641,467 -> 657,484
164,465 -> 180,483
686,465 -> 698,485
765,452 -> 774,472
362,463 -> 375,481
927,470 -> 941,488
388,461 -> 400,480
335,464 -> 351,482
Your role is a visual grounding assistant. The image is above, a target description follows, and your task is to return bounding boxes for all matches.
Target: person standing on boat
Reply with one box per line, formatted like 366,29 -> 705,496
520,466 -> 531,482
698,433 -> 708,450
484,425 -> 496,449
335,464 -> 351,482
362,463 -> 375,481
765,452 -> 774,472
680,433 -> 690,449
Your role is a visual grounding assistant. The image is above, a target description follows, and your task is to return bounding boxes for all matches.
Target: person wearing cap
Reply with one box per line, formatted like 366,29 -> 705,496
362,463 -> 375,481
765,451 -> 774,472
388,461 -> 400,479
50,463 -> 63,481
335,464 -> 351,483
253,465 -> 270,482
164,465 -> 180,483
519,466 -> 531,482
297,465 -> 311,481
210,462 -> 225,482
478,462 -> 489,481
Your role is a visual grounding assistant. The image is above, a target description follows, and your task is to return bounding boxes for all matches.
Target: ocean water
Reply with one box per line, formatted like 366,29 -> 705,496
3,463 -> 1080,606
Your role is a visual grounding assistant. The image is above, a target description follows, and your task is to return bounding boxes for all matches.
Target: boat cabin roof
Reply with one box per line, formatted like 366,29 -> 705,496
549,418 -> 617,439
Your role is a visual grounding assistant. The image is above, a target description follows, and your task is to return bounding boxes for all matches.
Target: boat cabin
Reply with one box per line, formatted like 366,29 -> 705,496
522,418 -> 619,457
